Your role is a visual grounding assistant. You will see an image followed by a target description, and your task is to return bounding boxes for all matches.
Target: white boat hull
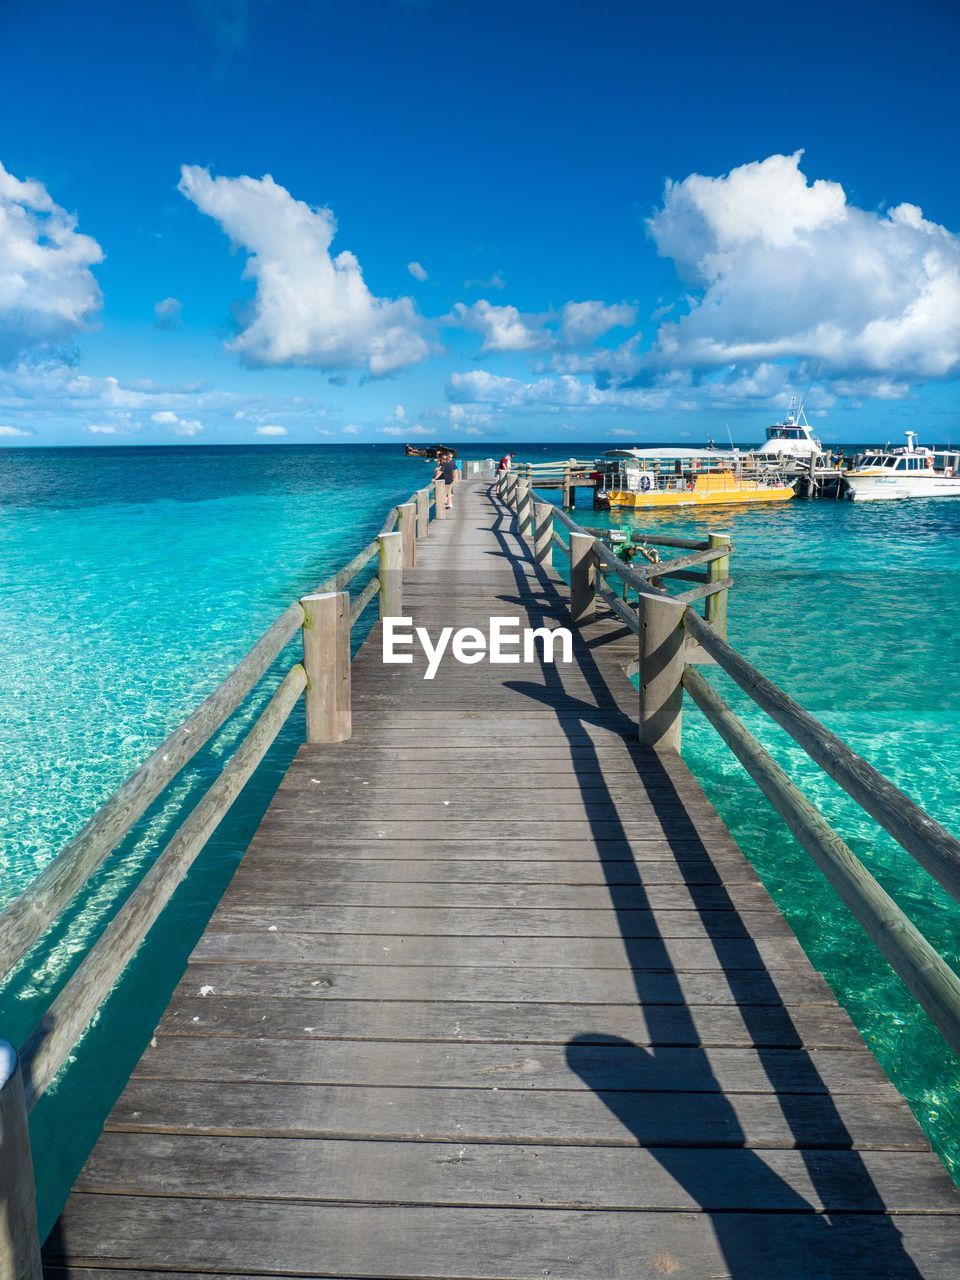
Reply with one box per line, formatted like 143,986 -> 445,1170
845,474 -> 960,501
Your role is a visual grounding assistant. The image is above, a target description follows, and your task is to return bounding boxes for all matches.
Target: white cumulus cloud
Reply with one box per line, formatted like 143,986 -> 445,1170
381,423 -> 430,437
560,300 -> 636,345
407,261 -> 428,282
86,424 -> 120,435
178,166 -> 432,376
151,409 -> 203,436
448,300 -> 553,353
647,151 -> 960,379
0,423 -> 32,437
256,424 -> 288,436
341,424 -> 362,434
0,160 -> 103,362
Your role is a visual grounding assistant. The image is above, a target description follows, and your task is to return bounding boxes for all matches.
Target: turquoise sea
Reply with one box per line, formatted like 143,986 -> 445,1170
1,444 -> 959,1235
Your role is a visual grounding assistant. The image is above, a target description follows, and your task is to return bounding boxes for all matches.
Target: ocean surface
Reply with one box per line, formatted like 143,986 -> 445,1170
1,443 -> 959,1235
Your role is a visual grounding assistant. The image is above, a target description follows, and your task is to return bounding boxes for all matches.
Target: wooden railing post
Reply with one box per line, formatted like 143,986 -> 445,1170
300,593 -> 351,743
705,533 -> 731,638
416,488 -> 430,539
569,532 -> 596,624
637,593 -> 686,751
0,1043 -> 42,1280
562,462 -> 572,510
533,501 -> 553,568
434,479 -> 447,520
0,1044 -> 41,1280
379,530 -> 403,619
516,475 -> 532,538
398,502 -> 416,569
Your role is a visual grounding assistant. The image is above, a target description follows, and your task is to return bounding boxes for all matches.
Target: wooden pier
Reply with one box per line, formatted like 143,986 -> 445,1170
4,476 -> 960,1278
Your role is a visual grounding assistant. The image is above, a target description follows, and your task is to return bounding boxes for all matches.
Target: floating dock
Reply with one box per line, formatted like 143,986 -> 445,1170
28,478 -> 960,1279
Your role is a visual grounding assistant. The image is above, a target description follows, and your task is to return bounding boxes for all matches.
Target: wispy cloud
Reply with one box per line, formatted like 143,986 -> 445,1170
0,423 -> 33,437
464,272 -> 505,290
154,296 -> 183,330
407,261 -> 428,282
256,424 -> 288,436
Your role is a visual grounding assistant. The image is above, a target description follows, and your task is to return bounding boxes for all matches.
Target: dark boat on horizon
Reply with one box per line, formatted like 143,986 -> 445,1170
405,444 -> 458,459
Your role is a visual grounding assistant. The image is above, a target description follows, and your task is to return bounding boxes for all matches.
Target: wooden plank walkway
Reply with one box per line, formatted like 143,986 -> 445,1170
44,481 -> 960,1278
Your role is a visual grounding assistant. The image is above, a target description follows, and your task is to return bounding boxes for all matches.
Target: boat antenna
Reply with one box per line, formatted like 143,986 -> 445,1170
797,362 -> 821,427
724,422 -> 735,450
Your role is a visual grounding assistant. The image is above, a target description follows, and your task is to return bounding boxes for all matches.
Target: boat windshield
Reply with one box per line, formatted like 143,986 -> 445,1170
767,427 -> 805,440
860,454 -> 885,467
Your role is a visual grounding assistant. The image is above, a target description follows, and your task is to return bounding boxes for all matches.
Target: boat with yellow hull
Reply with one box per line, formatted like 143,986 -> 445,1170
607,471 -> 795,508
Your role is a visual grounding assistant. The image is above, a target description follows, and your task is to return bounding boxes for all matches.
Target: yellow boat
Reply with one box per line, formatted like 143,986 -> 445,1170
607,470 -> 795,508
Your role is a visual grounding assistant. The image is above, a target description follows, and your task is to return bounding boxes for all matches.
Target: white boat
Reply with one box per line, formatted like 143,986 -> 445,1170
755,396 -> 822,464
844,433 -> 960,502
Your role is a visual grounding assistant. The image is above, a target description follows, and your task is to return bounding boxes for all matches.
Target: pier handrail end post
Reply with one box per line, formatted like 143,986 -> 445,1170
516,474 -> 532,539
533,500 -> 554,568
569,531 -> 596,625
0,1042 -> 43,1280
378,530 -> 403,620
638,593 -> 686,751
416,488 -> 430,539
397,502 -> 416,568
300,590 -> 351,743
705,533 -> 732,638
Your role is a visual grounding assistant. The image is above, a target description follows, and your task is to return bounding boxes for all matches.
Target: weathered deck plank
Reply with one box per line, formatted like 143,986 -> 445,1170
44,479 -> 960,1279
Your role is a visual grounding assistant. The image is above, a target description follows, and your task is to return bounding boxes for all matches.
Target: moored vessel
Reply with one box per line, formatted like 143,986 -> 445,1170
755,396 -> 823,465
597,447 -> 795,509
844,433 -> 960,501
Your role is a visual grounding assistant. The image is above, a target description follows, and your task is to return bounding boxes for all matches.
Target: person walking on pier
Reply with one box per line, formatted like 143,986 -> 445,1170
434,449 -> 456,511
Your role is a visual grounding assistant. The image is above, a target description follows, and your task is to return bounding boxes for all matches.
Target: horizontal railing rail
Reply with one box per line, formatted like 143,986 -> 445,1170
497,470 -> 960,1060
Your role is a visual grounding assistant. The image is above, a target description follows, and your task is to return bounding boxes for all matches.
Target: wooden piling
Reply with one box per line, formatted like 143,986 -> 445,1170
398,503 -> 416,569
300,592 -> 351,744
378,530 -> 403,619
569,532 -> 596,624
0,1044 -> 42,1280
533,501 -> 553,568
434,480 -> 447,520
704,533 -> 731,639
637,591 -> 686,751
516,476 -> 532,538
416,488 -> 430,539
562,462 -> 572,510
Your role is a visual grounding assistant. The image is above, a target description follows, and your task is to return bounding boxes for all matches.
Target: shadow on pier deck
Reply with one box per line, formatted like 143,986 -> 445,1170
40,481 -> 960,1278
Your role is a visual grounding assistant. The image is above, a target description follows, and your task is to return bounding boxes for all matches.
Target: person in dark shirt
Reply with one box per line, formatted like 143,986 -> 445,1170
434,450 -> 456,510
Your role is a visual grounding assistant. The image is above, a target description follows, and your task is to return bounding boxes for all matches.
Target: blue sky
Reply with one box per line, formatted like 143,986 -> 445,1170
1,0 -> 958,446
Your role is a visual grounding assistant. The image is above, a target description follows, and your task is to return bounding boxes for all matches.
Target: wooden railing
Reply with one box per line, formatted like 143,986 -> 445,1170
505,459 -> 599,508
497,469 -> 960,1065
0,480 -> 450,1280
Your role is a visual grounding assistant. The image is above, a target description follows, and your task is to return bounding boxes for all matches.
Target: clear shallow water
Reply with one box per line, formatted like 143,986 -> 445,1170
1,445 -> 959,1234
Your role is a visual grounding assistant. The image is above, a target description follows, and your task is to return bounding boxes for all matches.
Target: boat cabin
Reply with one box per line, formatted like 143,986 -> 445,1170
765,424 -> 810,443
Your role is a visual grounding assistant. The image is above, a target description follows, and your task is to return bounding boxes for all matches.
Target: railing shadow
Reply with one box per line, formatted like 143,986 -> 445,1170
484,487 -> 923,1276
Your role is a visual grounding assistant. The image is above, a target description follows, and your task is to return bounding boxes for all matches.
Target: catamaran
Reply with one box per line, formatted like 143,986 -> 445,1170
844,433 -> 960,501
596,447 -> 795,509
